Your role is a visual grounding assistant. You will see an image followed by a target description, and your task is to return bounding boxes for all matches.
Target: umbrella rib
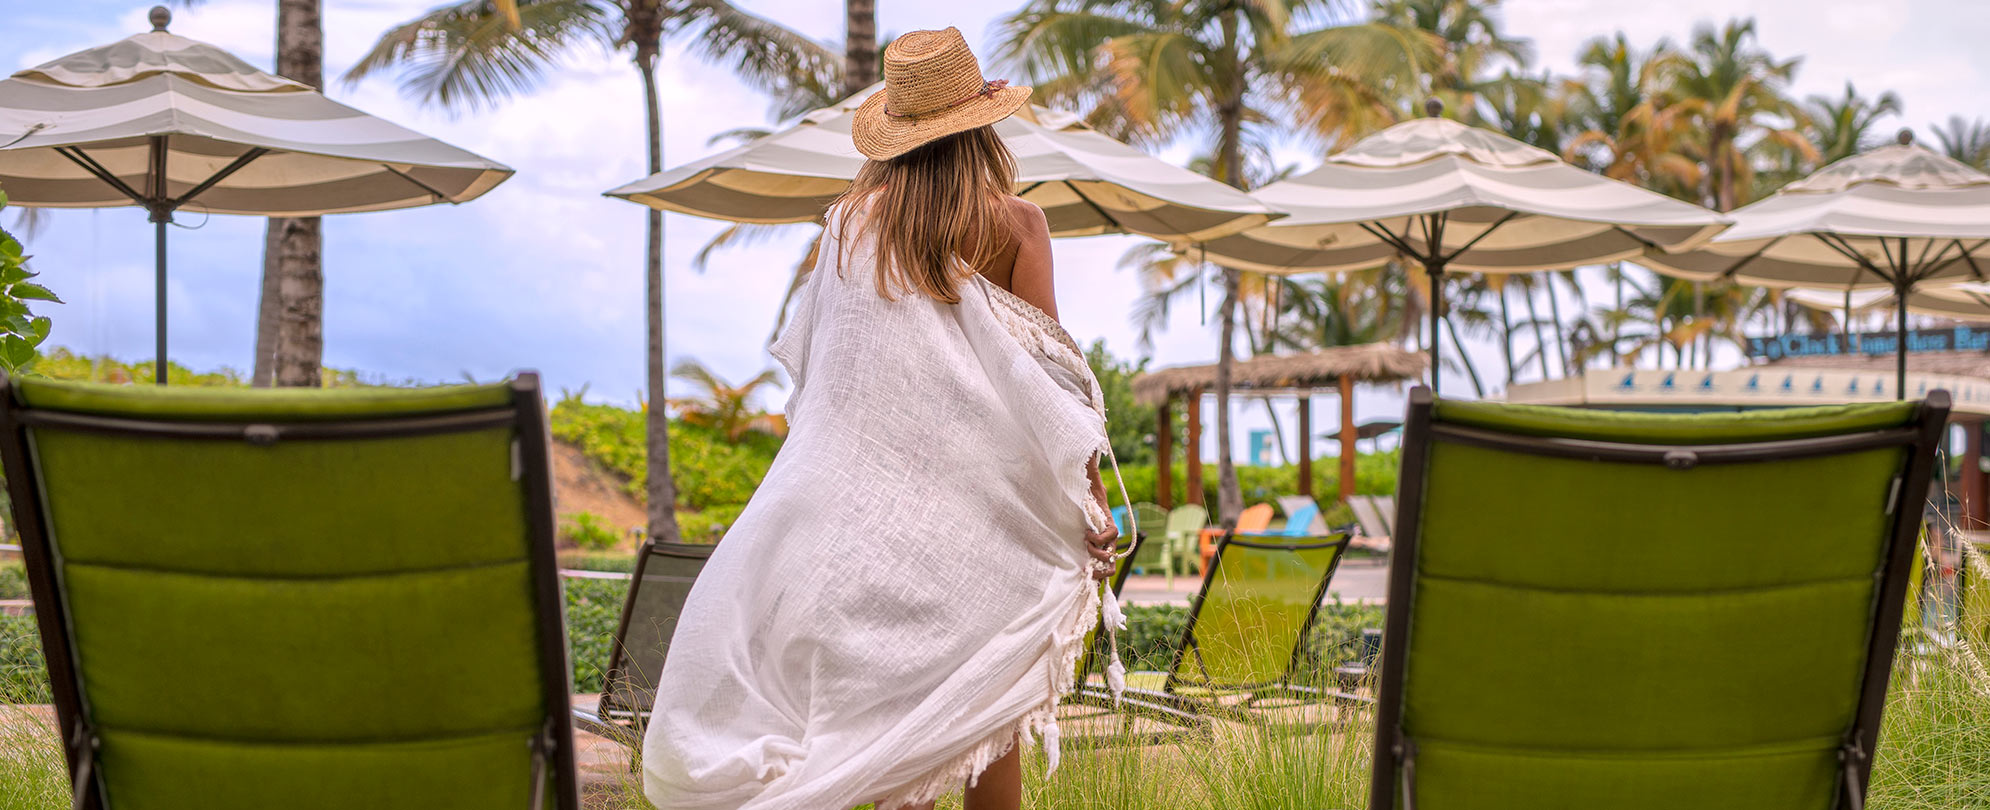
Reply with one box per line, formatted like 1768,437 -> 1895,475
53,146 -> 151,208
1438,210 -> 1518,265
170,148 -> 270,210
1812,233 -> 1887,281
1905,238 -> 1963,284
1358,221 -> 1420,259
1716,235 -> 1784,281
1606,225 -> 1660,250
1064,183 -> 1123,236
381,165 -> 452,204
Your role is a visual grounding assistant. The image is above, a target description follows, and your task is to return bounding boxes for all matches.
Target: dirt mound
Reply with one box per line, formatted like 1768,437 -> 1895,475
551,441 -> 646,543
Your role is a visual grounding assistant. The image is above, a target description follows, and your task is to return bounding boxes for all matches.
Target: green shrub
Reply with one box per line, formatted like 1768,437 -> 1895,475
0,562 -> 28,600
562,511 -> 620,551
549,395 -> 780,511
558,549 -> 641,574
0,613 -> 48,704
563,575 -> 626,695
678,503 -> 747,544
1103,450 -> 1401,518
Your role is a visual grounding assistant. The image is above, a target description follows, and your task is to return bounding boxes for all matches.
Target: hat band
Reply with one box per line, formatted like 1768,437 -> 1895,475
884,79 -> 1010,119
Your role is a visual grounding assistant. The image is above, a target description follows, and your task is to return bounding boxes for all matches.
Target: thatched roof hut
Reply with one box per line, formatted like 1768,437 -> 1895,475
1131,343 -> 1426,405
1131,343 -> 1425,508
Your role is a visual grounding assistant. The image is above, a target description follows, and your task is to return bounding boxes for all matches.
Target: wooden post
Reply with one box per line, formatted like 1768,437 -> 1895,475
1185,388 -> 1204,510
1296,395 -> 1313,497
1338,376 -> 1357,503
1156,396 -> 1174,509
1966,419 -> 1986,529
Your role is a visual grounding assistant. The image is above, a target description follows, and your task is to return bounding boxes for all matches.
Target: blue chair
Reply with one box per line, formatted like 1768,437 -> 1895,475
1244,500 -> 1326,538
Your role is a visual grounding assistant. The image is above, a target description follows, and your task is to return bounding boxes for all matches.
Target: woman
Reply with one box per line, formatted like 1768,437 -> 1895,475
643,27 -> 1127,810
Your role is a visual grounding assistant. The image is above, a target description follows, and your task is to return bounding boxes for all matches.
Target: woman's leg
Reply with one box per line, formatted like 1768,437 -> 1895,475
962,737 -> 1022,810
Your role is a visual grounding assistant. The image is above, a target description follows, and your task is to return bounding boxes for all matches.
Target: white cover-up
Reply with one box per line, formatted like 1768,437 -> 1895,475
642,203 -> 1120,810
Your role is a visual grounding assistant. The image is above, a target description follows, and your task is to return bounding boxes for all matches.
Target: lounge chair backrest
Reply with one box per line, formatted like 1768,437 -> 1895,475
1168,532 -> 1348,690
1279,502 -> 1321,537
1235,503 -> 1275,533
1963,540 -> 1990,660
1370,388 -> 1949,810
1164,504 -> 1208,540
1131,503 -> 1169,541
601,541 -> 715,719
1372,495 -> 1396,535
0,374 -> 578,810
1347,496 -> 1387,538
1276,495 -> 1330,535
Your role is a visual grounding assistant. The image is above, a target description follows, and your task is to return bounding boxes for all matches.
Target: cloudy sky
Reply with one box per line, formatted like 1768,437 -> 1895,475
6,0 -> 1988,458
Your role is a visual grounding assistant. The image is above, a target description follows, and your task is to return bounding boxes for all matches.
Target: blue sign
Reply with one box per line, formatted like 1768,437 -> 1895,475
1746,326 -> 1990,360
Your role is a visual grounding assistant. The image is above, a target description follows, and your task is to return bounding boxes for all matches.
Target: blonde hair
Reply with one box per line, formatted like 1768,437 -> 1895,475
834,125 -> 1019,303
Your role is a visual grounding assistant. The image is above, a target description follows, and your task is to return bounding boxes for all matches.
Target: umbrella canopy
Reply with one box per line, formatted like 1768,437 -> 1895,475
606,85 -> 1276,244
1197,104 -> 1728,394
1787,283 -> 1990,323
0,8 -> 513,383
1640,131 -> 1990,396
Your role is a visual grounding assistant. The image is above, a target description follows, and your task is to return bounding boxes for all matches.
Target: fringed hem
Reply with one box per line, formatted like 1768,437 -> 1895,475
872,563 -> 1103,810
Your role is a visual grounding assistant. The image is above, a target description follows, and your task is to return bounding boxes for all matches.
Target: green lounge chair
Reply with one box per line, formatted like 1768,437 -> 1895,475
1125,502 -> 1168,575
1066,530 -> 1214,745
572,540 -> 715,750
1369,388 -> 1949,810
0,374 -> 579,810
1163,503 -> 1209,581
1120,529 -> 1359,719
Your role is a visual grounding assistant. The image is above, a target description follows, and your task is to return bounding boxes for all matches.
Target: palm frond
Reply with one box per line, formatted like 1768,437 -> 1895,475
341,0 -> 609,113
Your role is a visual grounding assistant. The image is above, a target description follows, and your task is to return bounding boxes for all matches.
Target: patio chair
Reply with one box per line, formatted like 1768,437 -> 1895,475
1347,495 -> 1392,540
1275,495 -> 1330,535
1066,531 -> 1214,745
1368,387 -> 1949,810
1121,529 -> 1360,721
1125,502 -> 1168,575
1199,502 -> 1273,572
571,541 -> 715,750
0,373 -> 580,810
1161,503 -> 1208,584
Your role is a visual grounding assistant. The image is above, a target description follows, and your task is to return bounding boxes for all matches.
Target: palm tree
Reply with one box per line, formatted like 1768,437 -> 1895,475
1561,32 -> 1699,199
1370,0 -> 1534,120
667,359 -> 787,443
345,0 -> 835,544
1667,18 -> 1810,212
1804,83 -> 1902,165
1931,116 -> 1990,171
998,0 -> 1423,521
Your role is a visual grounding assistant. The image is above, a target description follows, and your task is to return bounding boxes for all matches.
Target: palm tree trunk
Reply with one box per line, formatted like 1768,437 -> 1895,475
843,0 -> 876,95
1442,314 -> 1486,397
1523,282 -> 1551,378
1211,4 -> 1245,523
1546,275 -> 1568,376
638,47 -> 684,545
266,0 -> 323,388
1497,282 -> 1515,383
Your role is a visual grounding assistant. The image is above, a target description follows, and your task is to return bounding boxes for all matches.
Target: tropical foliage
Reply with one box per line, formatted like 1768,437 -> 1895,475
0,188 -> 55,375
666,359 -> 787,443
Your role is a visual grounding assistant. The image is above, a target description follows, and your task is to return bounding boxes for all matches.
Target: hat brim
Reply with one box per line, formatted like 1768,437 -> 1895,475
851,85 -> 1033,161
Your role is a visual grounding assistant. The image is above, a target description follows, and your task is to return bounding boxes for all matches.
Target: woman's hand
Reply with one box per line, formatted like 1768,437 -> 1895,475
1084,522 -> 1119,581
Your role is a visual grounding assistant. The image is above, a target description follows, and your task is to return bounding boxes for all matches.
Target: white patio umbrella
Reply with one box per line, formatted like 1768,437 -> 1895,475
1196,101 -> 1729,395
1787,283 -> 1990,323
0,7 -> 513,384
606,85 -> 1277,244
1640,130 -> 1990,398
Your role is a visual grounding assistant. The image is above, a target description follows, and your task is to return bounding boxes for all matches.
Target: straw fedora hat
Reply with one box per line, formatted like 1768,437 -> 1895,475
851,28 -> 1031,161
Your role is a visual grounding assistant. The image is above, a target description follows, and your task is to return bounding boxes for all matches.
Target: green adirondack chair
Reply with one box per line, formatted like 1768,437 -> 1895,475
0,374 -> 579,810
1369,388 -> 1949,810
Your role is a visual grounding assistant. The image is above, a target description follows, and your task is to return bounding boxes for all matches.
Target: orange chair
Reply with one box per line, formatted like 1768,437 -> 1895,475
1200,503 -> 1274,572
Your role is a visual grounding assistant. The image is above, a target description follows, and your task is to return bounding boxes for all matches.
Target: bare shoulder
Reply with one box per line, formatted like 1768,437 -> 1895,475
1003,196 -> 1050,241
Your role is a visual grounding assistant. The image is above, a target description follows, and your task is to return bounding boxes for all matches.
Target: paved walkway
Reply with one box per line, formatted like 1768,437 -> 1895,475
1120,558 -> 1389,605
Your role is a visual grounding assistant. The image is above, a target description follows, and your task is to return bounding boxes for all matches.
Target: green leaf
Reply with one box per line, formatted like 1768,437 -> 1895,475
28,317 -> 50,343
0,263 -> 28,286
0,336 -> 36,373
12,283 -> 59,303
2,315 -> 32,337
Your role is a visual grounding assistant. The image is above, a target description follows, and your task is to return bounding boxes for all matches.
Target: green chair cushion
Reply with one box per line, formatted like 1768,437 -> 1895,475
1433,399 -> 1919,444
96,730 -> 540,809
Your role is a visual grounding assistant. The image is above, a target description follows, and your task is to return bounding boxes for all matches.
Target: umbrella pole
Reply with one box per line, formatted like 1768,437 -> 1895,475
1427,261 -> 1445,397
153,215 -> 167,387
1895,277 -> 1909,400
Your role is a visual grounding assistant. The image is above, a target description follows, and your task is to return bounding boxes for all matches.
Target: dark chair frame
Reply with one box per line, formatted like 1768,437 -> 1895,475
1117,529 -> 1363,721
1366,386 -> 1952,810
570,539 -> 716,749
0,372 -> 581,810
1064,530 -> 1217,745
